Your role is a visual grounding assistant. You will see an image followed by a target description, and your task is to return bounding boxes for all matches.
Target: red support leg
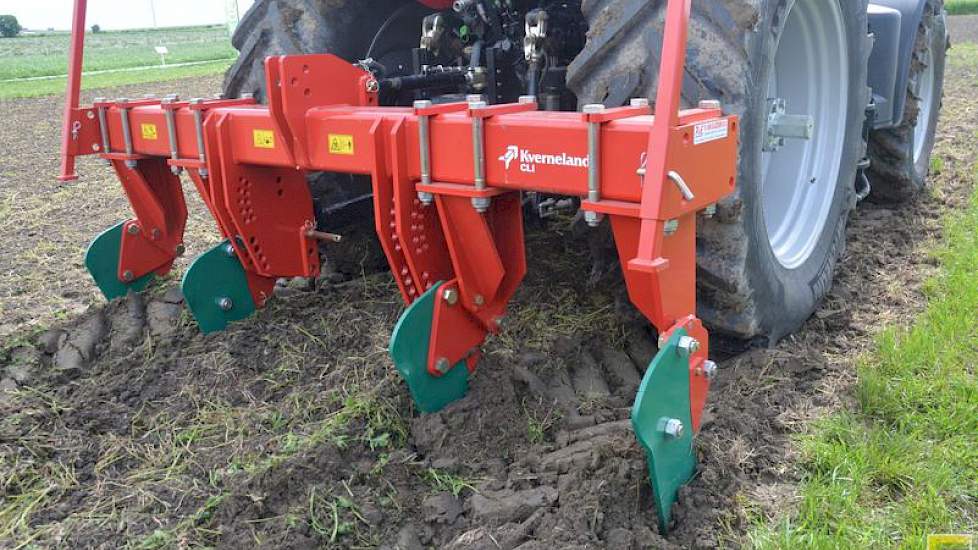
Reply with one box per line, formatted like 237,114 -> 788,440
113,159 -> 187,281
59,0 -> 88,182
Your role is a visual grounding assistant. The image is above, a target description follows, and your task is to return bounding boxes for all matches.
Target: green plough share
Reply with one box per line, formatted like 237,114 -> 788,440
631,327 -> 697,534
85,222 -> 155,301
181,240 -> 257,334
389,282 -> 470,413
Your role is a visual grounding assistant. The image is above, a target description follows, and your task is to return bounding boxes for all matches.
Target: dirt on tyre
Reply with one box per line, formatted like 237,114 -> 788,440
867,0 -> 948,203
568,0 -> 871,343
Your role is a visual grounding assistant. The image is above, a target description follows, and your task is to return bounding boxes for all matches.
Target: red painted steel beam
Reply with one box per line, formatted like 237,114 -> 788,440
416,0 -> 454,8
77,103 -> 732,206
59,0 -> 88,182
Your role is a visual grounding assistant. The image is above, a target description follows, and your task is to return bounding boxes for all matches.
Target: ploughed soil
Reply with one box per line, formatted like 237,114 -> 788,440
1,27 -> 977,550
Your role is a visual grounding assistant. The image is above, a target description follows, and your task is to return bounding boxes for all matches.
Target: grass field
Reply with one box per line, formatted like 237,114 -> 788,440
750,181 -> 978,550
0,26 -> 235,99
947,0 -> 978,15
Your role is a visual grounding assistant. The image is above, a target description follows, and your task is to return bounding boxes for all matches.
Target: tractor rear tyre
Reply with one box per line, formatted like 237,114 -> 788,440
568,0 -> 871,343
224,0 -> 430,101
867,0 -> 948,203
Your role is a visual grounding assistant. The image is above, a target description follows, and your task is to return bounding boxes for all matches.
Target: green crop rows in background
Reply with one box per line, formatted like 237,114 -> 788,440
0,26 -> 235,81
0,26 -> 236,99
947,0 -> 978,15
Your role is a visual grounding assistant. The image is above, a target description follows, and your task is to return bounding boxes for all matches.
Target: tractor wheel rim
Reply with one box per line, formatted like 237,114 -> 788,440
760,0 -> 848,270
913,37 -> 937,165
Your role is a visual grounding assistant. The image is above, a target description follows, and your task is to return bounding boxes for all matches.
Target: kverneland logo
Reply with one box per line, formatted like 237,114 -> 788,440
498,145 -> 588,173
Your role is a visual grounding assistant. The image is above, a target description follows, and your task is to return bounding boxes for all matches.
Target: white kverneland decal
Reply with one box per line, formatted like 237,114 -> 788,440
499,145 -> 588,173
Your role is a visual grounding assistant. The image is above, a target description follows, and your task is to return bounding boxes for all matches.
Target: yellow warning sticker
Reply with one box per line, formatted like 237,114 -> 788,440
328,134 -> 355,156
927,534 -> 974,550
253,129 -> 276,149
140,123 -> 158,140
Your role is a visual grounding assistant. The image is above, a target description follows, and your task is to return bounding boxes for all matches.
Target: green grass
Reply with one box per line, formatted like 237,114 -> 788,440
0,26 -> 235,80
0,59 -> 233,99
947,0 -> 978,15
748,188 -> 978,548
0,26 -> 236,99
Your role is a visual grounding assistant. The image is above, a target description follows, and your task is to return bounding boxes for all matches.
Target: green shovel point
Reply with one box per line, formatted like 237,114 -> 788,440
389,282 -> 470,414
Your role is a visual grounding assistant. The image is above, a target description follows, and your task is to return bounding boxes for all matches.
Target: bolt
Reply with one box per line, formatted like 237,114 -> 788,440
663,418 -> 685,439
151,228 -> 161,240
701,204 -> 717,219
122,270 -> 134,282
702,360 -> 718,380
365,79 -> 380,93
584,210 -> 604,227
175,243 -> 186,257
126,224 -> 140,236
582,103 -> 605,115
224,244 -> 236,257
471,197 -> 491,213
664,219 -> 680,236
518,95 -> 536,105
630,98 -> 650,108
466,94 -> 485,104
473,294 -> 485,306
217,297 -> 233,312
698,99 -> 722,110
125,160 -> 138,170
442,288 -> 459,305
678,336 -> 700,358
418,191 -> 434,206
434,357 -> 452,375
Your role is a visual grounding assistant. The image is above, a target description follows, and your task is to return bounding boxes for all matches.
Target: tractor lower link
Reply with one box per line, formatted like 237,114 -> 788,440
59,0 -> 737,533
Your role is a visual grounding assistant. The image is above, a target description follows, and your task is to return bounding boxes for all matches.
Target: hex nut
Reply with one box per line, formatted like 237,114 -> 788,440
471,197 -> 492,213
434,357 -> 452,374
678,336 -> 700,358
702,360 -> 718,380
584,210 -> 604,227
442,288 -> 459,306
664,219 -> 680,236
663,418 -> 684,439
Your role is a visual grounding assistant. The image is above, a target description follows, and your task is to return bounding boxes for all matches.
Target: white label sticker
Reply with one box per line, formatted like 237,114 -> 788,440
693,120 -> 729,145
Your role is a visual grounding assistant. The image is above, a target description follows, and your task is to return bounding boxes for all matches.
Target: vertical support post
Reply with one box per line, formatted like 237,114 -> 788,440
416,100 -> 435,206
118,99 -> 136,169
634,0 -> 692,265
95,98 -> 110,154
58,0 -> 89,182
583,103 -> 605,227
469,99 -> 489,213
162,95 -> 182,174
191,99 -> 209,177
